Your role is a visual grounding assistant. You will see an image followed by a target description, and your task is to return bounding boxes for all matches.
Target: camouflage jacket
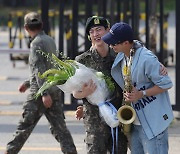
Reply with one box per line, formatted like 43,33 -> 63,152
75,46 -> 123,133
27,31 -> 59,96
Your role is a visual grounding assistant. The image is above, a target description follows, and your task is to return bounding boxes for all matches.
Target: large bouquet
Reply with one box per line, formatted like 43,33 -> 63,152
35,51 -> 119,128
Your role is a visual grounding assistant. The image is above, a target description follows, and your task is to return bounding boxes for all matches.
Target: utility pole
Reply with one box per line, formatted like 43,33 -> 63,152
159,0 -> 164,64
145,0 -> 149,49
41,0 -> 49,34
85,0 -> 92,51
173,0 -> 180,114
59,0 -> 64,52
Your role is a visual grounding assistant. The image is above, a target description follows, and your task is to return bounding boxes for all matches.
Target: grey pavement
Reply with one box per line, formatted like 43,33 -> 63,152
0,112 -> 86,154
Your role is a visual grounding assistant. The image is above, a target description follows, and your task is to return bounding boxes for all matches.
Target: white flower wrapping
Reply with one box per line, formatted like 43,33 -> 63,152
58,62 -> 119,128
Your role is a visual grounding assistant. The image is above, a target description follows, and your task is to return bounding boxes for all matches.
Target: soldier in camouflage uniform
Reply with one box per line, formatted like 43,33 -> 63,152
4,12 -> 77,154
74,16 -> 128,154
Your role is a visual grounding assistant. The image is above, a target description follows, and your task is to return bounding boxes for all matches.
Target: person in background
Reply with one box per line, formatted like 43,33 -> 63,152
4,12 -> 77,154
102,22 -> 174,154
74,16 -> 128,154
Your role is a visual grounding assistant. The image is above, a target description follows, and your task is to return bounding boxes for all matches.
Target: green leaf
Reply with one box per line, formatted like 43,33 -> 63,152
34,80 -> 59,99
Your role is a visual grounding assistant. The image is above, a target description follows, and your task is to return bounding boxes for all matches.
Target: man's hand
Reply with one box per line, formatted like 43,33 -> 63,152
75,106 -> 83,120
18,83 -> 28,93
160,63 -> 168,75
73,79 -> 96,99
124,87 -> 142,103
42,95 -> 53,108
81,80 -> 96,97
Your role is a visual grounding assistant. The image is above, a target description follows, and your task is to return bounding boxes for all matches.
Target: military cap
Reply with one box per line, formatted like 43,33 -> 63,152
24,12 -> 42,25
85,16 -> 110,35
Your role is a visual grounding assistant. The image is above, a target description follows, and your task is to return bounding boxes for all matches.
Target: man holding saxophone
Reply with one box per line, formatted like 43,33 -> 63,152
102,22 -> 174,154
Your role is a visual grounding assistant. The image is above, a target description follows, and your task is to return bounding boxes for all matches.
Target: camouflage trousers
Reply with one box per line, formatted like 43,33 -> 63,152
85,126 -> 128,154
6,93 -> 77,154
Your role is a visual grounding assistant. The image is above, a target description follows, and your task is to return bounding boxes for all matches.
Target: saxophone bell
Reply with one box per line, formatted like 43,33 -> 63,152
117,104 -> 136,133
117,105 -> 136,125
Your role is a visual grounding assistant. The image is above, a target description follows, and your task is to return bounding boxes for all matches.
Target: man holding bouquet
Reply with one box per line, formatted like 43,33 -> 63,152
74,16 -> 128,154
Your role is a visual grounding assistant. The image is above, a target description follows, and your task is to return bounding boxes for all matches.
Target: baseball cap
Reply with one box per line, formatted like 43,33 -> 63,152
85,16 -> 110,35
102,22 -> 133,45
24,12 -> 42,25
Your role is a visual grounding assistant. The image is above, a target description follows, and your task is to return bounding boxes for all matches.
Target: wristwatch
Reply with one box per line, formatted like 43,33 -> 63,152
142,90 -> 147,97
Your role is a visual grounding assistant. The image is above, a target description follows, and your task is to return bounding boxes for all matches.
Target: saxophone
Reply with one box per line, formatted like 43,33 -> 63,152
117,48 -> 136,134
